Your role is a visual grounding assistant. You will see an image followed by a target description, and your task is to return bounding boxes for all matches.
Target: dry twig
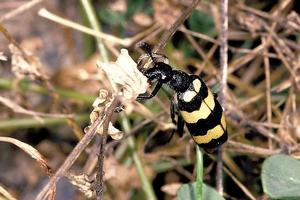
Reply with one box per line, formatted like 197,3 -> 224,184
34,97 -> 120,200
216,0 -> 228,195
154,0 -> 201,52
0,0 -> 44,22
0,96 -> 73,119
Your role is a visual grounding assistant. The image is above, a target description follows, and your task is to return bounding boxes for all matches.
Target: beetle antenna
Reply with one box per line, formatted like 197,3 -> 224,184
137,42 -> 157,64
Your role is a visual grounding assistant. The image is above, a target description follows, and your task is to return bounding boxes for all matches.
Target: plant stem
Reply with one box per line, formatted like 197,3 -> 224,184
217,0 -> 228,195
34,97 -> 119,200
0,114 -> 88,131
121,114 -> 157,200
196,146 -> 203,200
0,78 -> 95,104
80,0 -> 109,63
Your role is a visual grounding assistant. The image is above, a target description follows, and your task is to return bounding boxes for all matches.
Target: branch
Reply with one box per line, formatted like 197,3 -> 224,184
35,96 -> 120,200
154,0 -> 201,52
94,98 -> 120,200
216,0 -> 228,196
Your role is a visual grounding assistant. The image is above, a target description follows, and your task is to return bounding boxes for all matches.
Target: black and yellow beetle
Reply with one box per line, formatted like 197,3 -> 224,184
137,43 -> 227,150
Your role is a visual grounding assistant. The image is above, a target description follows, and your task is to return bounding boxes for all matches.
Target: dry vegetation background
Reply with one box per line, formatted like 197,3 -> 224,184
0,0 -> 299,200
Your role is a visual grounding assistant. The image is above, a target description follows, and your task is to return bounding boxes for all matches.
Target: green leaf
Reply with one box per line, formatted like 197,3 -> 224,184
98,8 -> 126,26
177,182 -> 225,200
262,154 -> 300,200
126,0 -> 148,17
188,11 -> 216,36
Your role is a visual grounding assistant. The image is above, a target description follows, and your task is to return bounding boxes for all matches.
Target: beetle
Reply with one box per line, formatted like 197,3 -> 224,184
136,42 -> 227,150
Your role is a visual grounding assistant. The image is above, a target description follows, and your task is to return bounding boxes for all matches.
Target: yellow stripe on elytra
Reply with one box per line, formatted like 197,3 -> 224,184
183,91 -> 197,102
221,113 -> 226,129
180,90 -> 215,123
193,79 -> 201,93
182,79 -> 202,102
192,114 -> 226,144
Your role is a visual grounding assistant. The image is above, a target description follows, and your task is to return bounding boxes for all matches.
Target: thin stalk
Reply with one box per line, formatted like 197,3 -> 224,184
0,114 -> 88,131
0,0 -> 44,22
39,8 -> 130,46
121,114 -> 157,200
217,0 -> 228,195
80,0 -> 118,95
0,78 -> 95,104
155,0 -> 200,52
196,146 -> 203,200
80,0 -> 109,63
219,0 -> 228,106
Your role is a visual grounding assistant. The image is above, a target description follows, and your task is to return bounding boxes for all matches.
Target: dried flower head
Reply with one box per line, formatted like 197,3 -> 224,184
97,49 -> 148,102
92,89 -> 109,108
88,89 -> 124,140
67,174 -> 93,198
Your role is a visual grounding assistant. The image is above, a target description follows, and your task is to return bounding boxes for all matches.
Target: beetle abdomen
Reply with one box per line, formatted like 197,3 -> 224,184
178,77 -> 228,149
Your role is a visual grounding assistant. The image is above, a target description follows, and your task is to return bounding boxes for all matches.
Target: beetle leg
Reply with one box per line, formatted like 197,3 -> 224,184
213,92 -> 218,98
177,114 -> 184,138
167,113 -> 184,142
114,105 -> 125,113
137,81 -> 163,101
170,97 -> 177,124
167,97 -> 184,142
170,97 -> 184,137
166,97 -> 177,142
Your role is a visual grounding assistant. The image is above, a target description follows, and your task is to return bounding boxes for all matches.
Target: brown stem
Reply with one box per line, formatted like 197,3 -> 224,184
95,98 -> 120,200
95,135 -> 107,200
216,0 -> 228,196
35,97 -> 120,200
154,0 -> 201,52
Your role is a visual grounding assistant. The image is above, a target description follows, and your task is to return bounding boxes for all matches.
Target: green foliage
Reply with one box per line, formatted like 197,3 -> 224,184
177,147 -> 224,200
98,8 -> 126,27
126,0 -> 151,17
80,5 -> 96,58
175,9 -> 216,59
98,1 -> 151,28
177,182 -> 225,200
262,154 -> 300,200
188,11 -> 216,36
178,40 -> 198,59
